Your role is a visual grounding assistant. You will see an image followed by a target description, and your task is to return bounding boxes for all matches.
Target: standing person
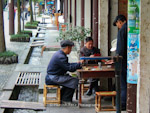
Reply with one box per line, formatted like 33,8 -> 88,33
14,7 -> 17,19
28,6 -> 30,16
45,40 -> 83,103
24,7 -> 28,20
80,37 -> 101,96
113,14 -> 127,110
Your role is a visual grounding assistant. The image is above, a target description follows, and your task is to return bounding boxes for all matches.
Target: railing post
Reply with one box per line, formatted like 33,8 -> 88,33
113,56 -> 122,113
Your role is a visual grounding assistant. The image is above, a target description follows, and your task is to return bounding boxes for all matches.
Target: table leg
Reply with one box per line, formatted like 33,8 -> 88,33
76,89 -> 78,100
78,83 -> 82,108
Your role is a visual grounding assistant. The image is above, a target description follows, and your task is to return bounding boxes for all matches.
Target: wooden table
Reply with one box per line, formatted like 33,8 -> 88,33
77,65 -> 115,106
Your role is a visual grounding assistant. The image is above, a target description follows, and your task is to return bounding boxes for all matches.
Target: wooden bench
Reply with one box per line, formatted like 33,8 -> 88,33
0,100 -> 46,111
95,91 -> 116,112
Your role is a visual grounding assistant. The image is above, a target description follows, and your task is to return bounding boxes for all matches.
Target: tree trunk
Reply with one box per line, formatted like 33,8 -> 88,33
34,0 -> 36,21
0,0 -> 6,52
38,3 -> 42,16
29,0 -> 33,23
22,0 -> 24,31
9,0 -> 15,35
17,0 -> 21,34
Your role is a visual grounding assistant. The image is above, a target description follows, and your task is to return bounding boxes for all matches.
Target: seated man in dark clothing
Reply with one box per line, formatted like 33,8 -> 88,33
80,37 -> 101,96
45,40 -> 83,103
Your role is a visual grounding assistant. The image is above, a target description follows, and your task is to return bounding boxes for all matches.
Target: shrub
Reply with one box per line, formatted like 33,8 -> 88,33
21,30 -> 32,37
26,21 -> 39,25
25,24 -> 37,29
0,51 -> 18,64
11,34 -> 30,39
0,51 -> 17,57
21,30 -> 32,33
10,34 -> 30,42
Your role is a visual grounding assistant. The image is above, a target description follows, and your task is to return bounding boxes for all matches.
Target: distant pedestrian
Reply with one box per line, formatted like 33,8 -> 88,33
14,7 -> 16,19
28,7 -> 30,16
24,8 -> 28,20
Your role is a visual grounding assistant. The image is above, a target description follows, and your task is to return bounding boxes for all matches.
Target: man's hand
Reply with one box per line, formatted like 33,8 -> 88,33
79,60 -> 84,64
105,60 -> 114,64
90,55 -> 95,57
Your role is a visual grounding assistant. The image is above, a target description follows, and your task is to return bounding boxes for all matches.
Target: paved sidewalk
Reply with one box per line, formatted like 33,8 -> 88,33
0,10 -> 126,113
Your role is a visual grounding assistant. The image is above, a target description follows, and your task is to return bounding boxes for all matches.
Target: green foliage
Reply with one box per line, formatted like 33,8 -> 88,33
25,24 -> 37,29
21,30 -> 32,33
25,21 -> 38,29
0,51 -> 17,57
21,30 -> 32,37
57,26 -> 91,42
36,0 -> 44,3
11,34 -> 30,39
26,21 -> 38,25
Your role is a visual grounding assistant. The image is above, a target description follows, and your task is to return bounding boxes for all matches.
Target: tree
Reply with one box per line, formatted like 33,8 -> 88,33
0,0 -> 6,52
33,0 -> 38,21
22,0 -> 25,31
29,0 -> 34,23
37,0 -> 43,16
17,0 -> 21,34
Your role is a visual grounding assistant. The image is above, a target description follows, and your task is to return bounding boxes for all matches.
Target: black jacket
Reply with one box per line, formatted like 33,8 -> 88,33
116,23 -> 127,63
47,50 -> 81,75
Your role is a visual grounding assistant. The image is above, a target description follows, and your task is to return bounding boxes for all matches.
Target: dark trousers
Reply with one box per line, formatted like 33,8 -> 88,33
25,13 -> 28,19
89,79 -> 99,91
121,62 -> 127,106
45,77 -> 75,102
61,86 -> 75,102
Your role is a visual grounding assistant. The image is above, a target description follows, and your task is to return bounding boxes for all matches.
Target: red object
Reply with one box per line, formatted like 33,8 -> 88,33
93,66 -> 98,68
101,60 -> 107,63
94,53 -> 101,56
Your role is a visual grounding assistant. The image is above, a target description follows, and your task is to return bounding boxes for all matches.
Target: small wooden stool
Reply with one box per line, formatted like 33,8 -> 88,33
43,84 -> 61,106
95,91 -> 116,112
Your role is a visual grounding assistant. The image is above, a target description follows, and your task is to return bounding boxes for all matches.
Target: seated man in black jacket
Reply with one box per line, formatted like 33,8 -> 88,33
80,37 -> 101,96
45,40 -> 83,103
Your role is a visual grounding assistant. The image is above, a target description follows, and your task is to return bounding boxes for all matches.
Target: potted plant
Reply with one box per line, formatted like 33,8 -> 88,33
57,26 -> 91,52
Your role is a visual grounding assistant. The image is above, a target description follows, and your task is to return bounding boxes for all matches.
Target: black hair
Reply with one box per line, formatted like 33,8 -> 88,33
113,15 -> 126,26
85,37 -> 93,43
118,15 -> 126,22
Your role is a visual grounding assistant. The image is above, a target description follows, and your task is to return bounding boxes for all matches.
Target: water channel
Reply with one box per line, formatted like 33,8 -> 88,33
13,87 -> 38,113
12,31 -> 45,113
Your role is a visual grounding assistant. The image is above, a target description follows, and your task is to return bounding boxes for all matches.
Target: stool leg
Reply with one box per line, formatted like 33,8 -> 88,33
57,87 -> 61,105
112,96 -> 115,106
97,96 -> 101,112
56,87 -> 58,99
43,85 -> 47,107
95,94 -> 98,111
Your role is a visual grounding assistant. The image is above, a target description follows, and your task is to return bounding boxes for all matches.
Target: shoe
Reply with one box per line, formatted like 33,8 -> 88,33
85,89 -> 92,96
92,88 -> 96,97
61,101 -> 78,106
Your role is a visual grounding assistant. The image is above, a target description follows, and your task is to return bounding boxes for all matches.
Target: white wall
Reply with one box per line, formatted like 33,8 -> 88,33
76,0 -> 81,27
110,0 -> 118,56
71,0 -> 75,27
84,0 -> 91,30
137,0 -> 150,113
99,0 -> 109,56
68,0 -> 70,25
